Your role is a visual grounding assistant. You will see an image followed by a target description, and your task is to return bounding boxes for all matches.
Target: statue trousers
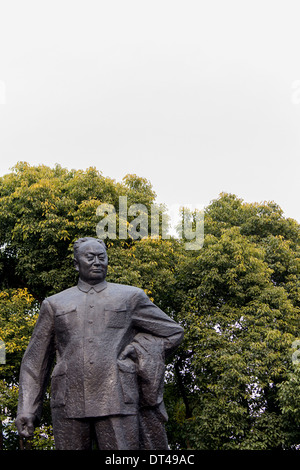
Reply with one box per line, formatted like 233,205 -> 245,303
52,407 -> 139,450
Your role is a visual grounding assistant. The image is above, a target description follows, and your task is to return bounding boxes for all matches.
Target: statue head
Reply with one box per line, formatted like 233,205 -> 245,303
73,237 -> 108,285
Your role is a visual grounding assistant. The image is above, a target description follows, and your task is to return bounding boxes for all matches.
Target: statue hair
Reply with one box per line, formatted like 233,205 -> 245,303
73,237 -> 106,261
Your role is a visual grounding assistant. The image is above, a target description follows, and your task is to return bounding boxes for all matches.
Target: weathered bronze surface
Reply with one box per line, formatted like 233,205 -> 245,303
16,237 -> 184,450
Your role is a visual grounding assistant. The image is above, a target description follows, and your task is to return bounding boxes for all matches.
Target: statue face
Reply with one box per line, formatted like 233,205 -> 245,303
75,240 -> 108,284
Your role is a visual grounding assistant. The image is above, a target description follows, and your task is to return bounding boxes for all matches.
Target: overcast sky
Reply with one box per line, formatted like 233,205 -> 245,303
0,0 -> 299,223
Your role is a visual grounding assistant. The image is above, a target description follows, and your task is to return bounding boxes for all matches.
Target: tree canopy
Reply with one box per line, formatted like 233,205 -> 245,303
0,163 -> 299,450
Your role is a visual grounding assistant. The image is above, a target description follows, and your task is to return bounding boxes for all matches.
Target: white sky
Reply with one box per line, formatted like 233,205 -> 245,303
0,0 -> 299,222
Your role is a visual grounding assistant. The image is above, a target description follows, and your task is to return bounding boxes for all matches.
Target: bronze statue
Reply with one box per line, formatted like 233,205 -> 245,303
16,237 -> 184,450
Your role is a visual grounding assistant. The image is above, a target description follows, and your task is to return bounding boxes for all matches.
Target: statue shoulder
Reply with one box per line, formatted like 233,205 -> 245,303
43,286 -> 78,307
106,282 -> 144,298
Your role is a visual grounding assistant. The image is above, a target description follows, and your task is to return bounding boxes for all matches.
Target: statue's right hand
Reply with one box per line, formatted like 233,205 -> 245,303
15,414 -> 35,438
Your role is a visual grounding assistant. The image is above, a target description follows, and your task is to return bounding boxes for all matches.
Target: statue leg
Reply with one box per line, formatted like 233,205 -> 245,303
93,414 -> 139,450
139,407 -> 169,450
52,408 -> 92,450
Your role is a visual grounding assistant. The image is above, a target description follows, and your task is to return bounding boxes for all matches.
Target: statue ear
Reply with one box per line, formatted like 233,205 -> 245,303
98,239 -> 107,251
99,239 -> 106,247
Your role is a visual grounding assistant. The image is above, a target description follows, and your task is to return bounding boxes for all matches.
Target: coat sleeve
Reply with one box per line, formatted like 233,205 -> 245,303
17,299 -> 56,423
131,289 -> 184,358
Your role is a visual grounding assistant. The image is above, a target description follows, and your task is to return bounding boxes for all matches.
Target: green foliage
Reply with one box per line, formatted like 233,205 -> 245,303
0,289 -> 44,449
0,164 -> 299,450
167,194 -> 300,449
0,162 -> 158,299
0,289 -> 38,381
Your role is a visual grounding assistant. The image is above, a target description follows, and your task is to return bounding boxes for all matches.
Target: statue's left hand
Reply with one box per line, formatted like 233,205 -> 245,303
119,344 -> 137,361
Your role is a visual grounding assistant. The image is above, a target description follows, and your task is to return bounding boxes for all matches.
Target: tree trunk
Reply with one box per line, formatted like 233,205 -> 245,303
174,360 -> 192,419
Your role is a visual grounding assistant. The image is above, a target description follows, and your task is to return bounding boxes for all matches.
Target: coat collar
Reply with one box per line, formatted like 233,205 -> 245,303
77,278 -> 107,293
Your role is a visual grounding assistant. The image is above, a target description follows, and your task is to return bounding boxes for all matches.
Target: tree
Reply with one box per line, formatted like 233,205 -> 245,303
0,288 -> 43,449
0,164 -> 299,450
0,162 -> 159,298
166,194 -> 300,449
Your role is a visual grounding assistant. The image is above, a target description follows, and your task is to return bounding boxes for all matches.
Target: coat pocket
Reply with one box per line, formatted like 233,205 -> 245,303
117,358 -> 138,404
50,362 -> 67,408
55,305 -> 77,317
104,304 -> 127,328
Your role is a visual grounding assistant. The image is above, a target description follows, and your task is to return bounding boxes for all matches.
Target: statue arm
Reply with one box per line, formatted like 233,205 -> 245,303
16,299 -> 55,437
131,289 -> 184,357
